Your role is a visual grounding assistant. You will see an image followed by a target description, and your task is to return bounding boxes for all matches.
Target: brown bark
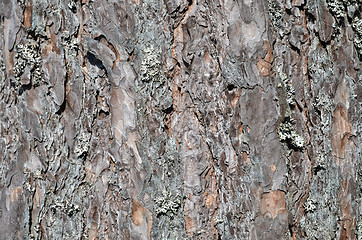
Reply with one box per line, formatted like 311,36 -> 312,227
0,0 -> 361,239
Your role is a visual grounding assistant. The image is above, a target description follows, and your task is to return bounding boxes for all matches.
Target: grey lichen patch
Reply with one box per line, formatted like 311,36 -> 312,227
356,219 -> 362,239
16,0 -> 25,6
312,94 -> 333,135
326,0 -> 347,18
140,46 -> 164,83
307,40 -> 333,81
352,16 -> 362,57
326,0 -> 362,57
267,0 -> 284,30
154,189 -> 182,218
300,163 -> 341,239
61,31 -> 80,56
277,72 -> 295,106
49,198 -> 80,218
136,45 -> 173,110
67,0 -> 77,12
276,69 -> 304,150
74,131 -> 92,157
304,198 -> 317,213
278,117 -> 305,149
65,202 -> 80,217
165,137 -> 178,163
136,45 -> 170,104
14,42 -> 43,87
327,0 -> 360,18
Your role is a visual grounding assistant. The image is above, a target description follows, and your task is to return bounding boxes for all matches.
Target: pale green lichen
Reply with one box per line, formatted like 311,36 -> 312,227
327,0 -> 361,18
165,137 -> 178,163
14,42 -> 43,87
326,0 -> 362,58
140,46 -> 163,83
304,198 -> 317,213
137,46 -> 167,97
356,220 -> 362,239
276,69 -> 304,149
155,190 -> 181,218
313,95 -> 333,134
300,163 -> 341,240
278,72 -> 295,106
74,131 -> 91,157
62,31 -> 80,56
327,0 -> 347,18
267,0 -> 283,30
352,16 -> 362,57
278,119 -> 304,149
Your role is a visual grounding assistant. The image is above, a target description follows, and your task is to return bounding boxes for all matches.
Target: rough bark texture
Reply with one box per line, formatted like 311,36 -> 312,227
0,0 -> 361,239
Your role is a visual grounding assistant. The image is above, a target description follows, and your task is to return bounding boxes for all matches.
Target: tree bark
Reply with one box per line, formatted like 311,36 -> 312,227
0,0 -> 361,239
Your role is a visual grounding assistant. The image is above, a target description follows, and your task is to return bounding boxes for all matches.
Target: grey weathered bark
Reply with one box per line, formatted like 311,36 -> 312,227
0,0 -> 361,239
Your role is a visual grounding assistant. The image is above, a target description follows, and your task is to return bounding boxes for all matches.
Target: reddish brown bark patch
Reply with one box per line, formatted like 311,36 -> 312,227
131,199 -> 152,239
260,190 -> 286,219
185,215 -> 195,236
131,200 -> 144,226
10,186 -> 22,202
257,41 -> 273,77
242,151 -> 250,164
338,180 -> 356,240
23,2 -> 32,28
331,105 -> 352,165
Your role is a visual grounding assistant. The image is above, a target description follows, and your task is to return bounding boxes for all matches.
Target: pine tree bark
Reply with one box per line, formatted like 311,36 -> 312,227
0,0 -> 361,239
